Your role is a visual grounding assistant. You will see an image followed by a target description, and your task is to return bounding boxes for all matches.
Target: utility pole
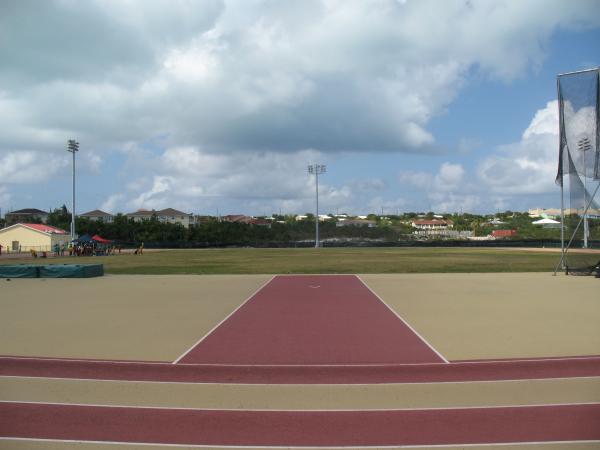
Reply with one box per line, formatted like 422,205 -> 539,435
308,164 -> 326,248
578,137 -> 592,248
67,140 -> 79,241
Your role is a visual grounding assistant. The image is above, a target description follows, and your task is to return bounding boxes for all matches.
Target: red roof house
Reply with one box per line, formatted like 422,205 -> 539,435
491,229 -> 517,238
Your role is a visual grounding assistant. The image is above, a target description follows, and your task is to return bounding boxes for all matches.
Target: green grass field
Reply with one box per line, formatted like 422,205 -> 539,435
0,247 -> 578,274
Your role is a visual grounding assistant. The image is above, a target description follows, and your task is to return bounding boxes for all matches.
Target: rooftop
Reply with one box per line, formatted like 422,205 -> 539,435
79,209 -> 112,217
21,223 -> 67,234
7,208 -> 48,215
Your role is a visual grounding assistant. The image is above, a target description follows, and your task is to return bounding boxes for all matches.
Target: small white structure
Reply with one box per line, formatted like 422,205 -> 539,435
532,218 -> 561,229
532,218 -> 560,224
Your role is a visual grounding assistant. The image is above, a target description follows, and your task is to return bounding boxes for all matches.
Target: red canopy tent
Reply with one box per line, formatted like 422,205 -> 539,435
92,235 -> 112,244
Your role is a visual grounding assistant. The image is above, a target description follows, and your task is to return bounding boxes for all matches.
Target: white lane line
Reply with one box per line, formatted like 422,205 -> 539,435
2,374 -> 600,386
0,356 -> 171,365
2,399 -> 598,412
355,276 -> 449,364
172,276 -> 276,364
452,355 -> 600,363
1,437 -> 599,448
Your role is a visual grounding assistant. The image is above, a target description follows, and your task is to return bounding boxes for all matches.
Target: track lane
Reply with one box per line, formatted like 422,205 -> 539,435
1,402 -> 599,446
2,356 -> 600,384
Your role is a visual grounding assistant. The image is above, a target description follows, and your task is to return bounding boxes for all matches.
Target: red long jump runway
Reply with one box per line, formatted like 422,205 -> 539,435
177,275 -> 445,365
1,402 -> 600,446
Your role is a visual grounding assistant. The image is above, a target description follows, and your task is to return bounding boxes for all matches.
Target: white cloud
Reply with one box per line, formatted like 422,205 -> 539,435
2,1 -> 599,214
103,147 -> 328,213
100,194 -> 124,214
523,101 -> 558,139
0,185 -> 10,207
399,162 -> 475,212
457,137 -> 481,155
435,163 -> 465,189
0,151 -> 69,184
351,178 -> 387,191
395,101 -> 564,212
100,146 -> 401,215
394,99 -> 568,213
429,192 -> 481,214
399,171 -> 433,189
2,0 -> 599,158
478,101 -> 558,195
368,196 -> 407,215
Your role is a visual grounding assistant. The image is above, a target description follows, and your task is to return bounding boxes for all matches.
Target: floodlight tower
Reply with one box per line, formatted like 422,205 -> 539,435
308,164 -> 326,248
578,137 -> 592,248
67,139 -> 79,241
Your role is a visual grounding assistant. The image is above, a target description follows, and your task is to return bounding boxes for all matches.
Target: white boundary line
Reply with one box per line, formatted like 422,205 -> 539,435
453,355 -> 600,363
172,275 -> 276,364
2,399 -> 599,412
1,438 -> 599,449
355,276 -> 449,364
0,356 -> 173,365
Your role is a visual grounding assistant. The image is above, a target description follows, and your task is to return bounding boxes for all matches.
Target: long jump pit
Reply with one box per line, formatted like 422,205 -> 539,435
1,273 -> 599,449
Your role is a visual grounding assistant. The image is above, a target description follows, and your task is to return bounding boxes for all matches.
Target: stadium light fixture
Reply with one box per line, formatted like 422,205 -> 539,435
67,139 -> 79,241
578,137 -> 592,248
308,164 -> 326,248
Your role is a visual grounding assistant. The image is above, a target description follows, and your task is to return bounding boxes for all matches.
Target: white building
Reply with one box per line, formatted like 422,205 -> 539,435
411,219 -> 453,231
126,208 -> 194,228
79,209 -> 114,223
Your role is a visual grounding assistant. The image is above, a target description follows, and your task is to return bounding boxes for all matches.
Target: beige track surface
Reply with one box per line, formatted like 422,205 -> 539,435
2,273 -> 600,449
361,273 -> 600,360
0,275 -> 270,361
2,273 -> 599,361
2,376 -> 600,410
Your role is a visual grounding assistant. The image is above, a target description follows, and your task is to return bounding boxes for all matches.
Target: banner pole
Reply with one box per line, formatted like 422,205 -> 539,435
554,181 -> 600,275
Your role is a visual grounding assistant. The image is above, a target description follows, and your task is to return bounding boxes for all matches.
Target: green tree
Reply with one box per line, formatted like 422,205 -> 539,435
46,205 -> 71,231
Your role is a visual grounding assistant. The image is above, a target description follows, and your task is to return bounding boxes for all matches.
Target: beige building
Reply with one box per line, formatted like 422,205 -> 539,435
126,208 -> 194,228
336,219 -> 377,228
529,207 -> 600,218
79,209 -> 114,223
5,208 -> 49,226
0,223 -> 70,253
411,219 -> 453,230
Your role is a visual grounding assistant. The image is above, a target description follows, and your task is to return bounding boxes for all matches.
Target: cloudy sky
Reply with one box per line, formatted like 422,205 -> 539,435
1,0 -> 599,217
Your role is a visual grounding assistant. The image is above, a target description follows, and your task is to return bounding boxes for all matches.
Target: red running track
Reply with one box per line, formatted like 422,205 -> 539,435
3,356 -> 600,384
1,402 -> 599,446
178,275 -> 444,364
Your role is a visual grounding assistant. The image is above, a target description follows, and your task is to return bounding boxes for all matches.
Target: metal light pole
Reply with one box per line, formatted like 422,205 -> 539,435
67,139 -> 79,241
578,137 -> 591,248
308,164 -> 326,248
